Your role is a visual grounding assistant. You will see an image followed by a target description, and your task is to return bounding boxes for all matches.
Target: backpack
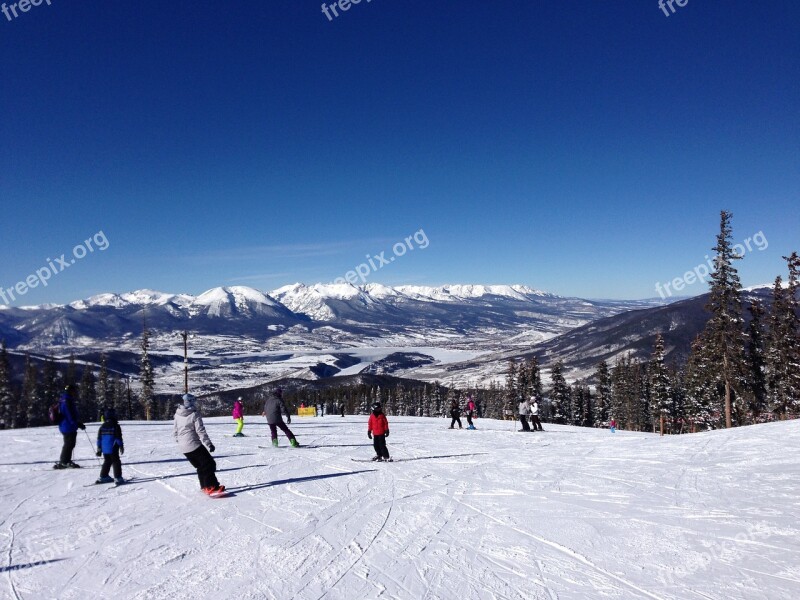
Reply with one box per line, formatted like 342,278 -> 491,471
49,402 -> 62,425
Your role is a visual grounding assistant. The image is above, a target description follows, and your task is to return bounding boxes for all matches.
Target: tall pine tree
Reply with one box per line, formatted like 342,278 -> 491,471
701,210 -> 746,428
549,361 -> 570,424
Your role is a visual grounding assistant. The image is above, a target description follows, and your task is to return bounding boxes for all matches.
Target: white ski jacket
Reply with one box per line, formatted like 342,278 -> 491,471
531,401 -> 539,416
518,399 -> 531,416
173,405 -> 213,454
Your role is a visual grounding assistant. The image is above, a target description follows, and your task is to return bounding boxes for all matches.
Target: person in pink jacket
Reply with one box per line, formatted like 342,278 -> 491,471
232,397 -> 245,437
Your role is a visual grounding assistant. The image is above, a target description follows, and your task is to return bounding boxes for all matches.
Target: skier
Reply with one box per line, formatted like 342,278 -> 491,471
95,406 -> 124,484
232,396 -> 245,437
530,397 -> 543,431
610,418 -> 617,433
465,395 -> 477,430
173,394 -> 224,495
367,402 -> 391,462
449,399 -> 463,429
517,396 -> 532,432
54,385 -> 86,469
340,402 -> 345,417
264,388 -> 298,447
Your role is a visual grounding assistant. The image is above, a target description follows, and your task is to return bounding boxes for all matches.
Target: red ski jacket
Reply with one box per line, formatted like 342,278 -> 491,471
368,413 -> 389,436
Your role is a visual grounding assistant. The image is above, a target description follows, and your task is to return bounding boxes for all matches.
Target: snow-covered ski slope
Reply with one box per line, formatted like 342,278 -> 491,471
1,418 -> 798,600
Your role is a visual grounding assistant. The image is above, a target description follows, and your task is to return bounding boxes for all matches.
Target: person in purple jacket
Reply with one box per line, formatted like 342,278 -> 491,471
54,385 -> 86,469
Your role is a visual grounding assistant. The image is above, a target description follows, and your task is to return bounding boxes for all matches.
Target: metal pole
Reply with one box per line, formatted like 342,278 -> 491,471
182,331 -> 189,394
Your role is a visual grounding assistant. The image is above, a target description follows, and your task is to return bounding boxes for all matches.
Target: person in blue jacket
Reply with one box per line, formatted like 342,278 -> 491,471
54,385 -> 85,469
95,406 -> 124,484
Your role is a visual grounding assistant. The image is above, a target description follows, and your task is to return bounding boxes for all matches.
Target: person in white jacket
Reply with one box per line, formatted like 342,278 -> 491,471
529,397 -> 543,431
517,397 -> 531,432
174,394 -> 223,494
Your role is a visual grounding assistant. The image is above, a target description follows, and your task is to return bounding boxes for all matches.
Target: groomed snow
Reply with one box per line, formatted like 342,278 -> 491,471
2,418 -> 798,599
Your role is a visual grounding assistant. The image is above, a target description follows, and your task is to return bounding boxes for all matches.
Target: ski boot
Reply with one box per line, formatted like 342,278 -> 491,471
272,439 -> 279,447
53,462 -> 68,470
290,438 -> 300,448
115,477 -> 125,485
96,475 -> 114,484
385,458 -> 393,462
66,461 -> 81,468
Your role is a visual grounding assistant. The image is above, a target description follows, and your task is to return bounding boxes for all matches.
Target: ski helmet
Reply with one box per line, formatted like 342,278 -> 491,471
371,402 -> 382,411
182,393 -> 196,408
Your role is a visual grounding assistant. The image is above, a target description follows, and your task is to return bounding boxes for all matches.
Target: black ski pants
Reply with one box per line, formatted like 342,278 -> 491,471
100,448 -> 122,479
519,415 -> 531,431
184,445 -> 219,489
530,415 -> 543,431
373,434 -> 390,459
466,411 -> 474,427
59,432 -> 77,464
269,421 -> 296,441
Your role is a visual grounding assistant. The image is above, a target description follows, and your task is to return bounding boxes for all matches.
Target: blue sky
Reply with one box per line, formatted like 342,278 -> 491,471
1,0 -> 798,305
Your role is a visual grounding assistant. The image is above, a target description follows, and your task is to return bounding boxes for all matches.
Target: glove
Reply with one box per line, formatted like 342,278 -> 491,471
78,423 -> 86,430
208,444 -> 215,453
368,432 -> 372,439
96,450 -> 102,457
385,431 -> 389,437
119,447 -> 124,456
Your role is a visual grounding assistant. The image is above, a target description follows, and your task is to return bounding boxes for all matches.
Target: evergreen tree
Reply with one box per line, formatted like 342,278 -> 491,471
33,356 -> 60,427
65,354 -> 77,388
745,300 -> 768,421
701,210 -> 746,428
594,360 -> 611,426
570,381 -> 585,426
685,336 -> 718,431
18,354 -> 38,428
79,364 -> 98,422
650,333 -> 671,434
505,360 -> 518,403
549,361 -> 570,424
0,342 -> 13,429
97,354 -> 111,410
140,324 -> 156,420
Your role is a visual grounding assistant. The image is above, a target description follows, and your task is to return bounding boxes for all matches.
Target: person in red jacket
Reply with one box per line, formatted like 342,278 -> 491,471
367,403 -> 392,462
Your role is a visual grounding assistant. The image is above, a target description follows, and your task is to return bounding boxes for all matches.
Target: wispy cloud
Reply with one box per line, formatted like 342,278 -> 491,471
182,238 -> 397,263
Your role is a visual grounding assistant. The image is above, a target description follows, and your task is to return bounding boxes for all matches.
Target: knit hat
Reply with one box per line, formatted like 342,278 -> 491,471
182,393 -> 196,408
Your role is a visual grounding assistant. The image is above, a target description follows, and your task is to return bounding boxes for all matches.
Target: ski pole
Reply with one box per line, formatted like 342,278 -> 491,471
84,428 -> 101,467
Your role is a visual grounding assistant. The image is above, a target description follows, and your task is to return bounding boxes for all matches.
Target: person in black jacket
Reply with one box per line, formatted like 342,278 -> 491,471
264,388 -> 298,448
95,406 -> 124,484
449,399 -> 463,429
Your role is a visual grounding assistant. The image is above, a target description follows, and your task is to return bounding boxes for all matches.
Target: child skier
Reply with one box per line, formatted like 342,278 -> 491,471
95,406 -> 124,484
610,418 -> 617,433
174,394 -> 224,495
465,395 -> 477,429
368,403 -> 391,462
232,397 -> 245,437
264,388 -> 298,447
54,385 -> 86,469
449,399 -> 463,429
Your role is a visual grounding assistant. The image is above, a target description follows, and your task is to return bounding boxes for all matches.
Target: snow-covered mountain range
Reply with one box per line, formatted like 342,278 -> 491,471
0,283 -> 673,391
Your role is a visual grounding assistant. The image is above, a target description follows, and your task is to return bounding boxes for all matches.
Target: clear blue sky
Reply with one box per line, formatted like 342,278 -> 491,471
1,0 -> 798,305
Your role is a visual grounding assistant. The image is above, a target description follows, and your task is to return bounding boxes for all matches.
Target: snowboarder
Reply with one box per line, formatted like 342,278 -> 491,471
174,394 -> 224,495
518,397 -> 532,432
54,385 -> 86,469
465,395 -> 477,429
610,418 -> 617,433
232,397 -> 245,437
449,399 -> 463,429
368,402 -> 391,462
264,388 -> 298,447
530,397 -> 543,431
95,406 -> 124,484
